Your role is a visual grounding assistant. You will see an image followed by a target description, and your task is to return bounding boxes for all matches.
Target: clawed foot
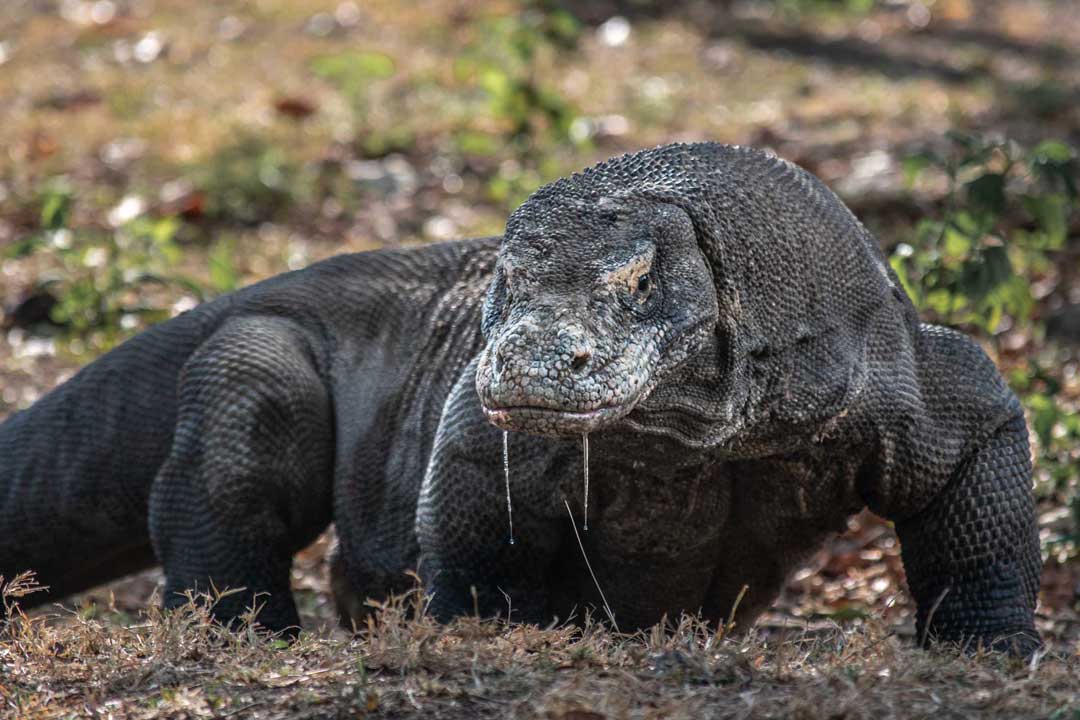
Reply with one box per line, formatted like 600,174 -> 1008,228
923,628 -> 1043,659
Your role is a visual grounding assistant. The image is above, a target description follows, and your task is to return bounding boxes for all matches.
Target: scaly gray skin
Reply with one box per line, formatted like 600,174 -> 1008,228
1,143 -> 1040,653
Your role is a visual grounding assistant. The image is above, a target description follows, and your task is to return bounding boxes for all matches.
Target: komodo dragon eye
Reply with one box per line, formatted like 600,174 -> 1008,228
607,253 -> 656,309
631,270 -> 655,306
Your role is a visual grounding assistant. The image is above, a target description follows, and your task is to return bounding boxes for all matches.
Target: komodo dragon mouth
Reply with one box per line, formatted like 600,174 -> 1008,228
478,315 -> 715,436
483,403 -> 622,428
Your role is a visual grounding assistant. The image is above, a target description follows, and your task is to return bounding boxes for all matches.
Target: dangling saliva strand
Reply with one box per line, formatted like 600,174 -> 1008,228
503,430 -> 515,544
582,433 -> 590,531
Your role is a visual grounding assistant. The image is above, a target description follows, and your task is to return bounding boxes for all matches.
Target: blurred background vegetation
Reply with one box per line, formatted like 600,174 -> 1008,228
0,0 -> 1077,639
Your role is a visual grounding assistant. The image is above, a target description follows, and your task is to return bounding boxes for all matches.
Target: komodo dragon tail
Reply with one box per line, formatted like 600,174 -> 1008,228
0,300 -> 229,612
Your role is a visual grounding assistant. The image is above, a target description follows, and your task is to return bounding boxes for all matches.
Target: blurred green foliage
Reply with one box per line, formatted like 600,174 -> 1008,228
4,184 -> 233,351
190,134 -> 311,226
893,132 -> 1077,334
454,1 -> 586,209
308,49 -> 415,157
772,0 -> 875,17
460,1 -> 580,143
309,50 -> 396,98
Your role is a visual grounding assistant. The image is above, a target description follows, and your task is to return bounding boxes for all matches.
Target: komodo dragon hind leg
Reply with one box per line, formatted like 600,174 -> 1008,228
148,316 -> 334,637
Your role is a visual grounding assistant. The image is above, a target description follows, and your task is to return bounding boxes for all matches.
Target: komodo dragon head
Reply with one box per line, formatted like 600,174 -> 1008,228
475,154 -> 718,438
476,143 -> 894,445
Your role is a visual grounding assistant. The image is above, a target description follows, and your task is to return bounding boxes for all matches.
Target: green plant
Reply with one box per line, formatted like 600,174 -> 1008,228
308,49 -> 416,158
772,0 -> 876,18
451,2 -> 585,209
5,184 -> 212,349
309,50 -> 395,101
893,132 -> 1077,334
1011,361 -> 1080,559
189,134 -> 309,225
471,2 -> 580,144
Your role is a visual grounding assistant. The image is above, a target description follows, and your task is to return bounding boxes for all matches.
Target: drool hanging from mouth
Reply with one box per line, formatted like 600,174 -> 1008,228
582,433 -> 590,531
503,430 -> 515,545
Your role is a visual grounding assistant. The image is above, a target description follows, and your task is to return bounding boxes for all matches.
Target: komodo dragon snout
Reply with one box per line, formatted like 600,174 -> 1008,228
476,198 -> 717,436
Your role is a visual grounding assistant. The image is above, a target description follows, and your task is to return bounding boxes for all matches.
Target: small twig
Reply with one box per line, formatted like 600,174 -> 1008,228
222,701 -> 264,717
564,499 -> 619,633
920,586 -> 951,648
724,584 -> 749,636
498,587 -> 513,622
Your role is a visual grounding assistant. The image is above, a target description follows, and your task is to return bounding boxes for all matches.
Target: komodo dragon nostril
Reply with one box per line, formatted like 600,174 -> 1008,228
570,350 -> 591,372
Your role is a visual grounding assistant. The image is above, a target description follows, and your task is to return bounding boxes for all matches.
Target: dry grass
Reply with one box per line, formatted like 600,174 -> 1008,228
2,575 -> 1077,720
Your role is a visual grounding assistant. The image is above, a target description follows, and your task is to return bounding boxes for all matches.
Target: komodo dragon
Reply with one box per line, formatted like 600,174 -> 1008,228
0,143 -> 1041,653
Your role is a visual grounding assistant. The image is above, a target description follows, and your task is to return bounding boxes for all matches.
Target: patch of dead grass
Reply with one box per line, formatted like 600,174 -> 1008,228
2,576 -> 1077,719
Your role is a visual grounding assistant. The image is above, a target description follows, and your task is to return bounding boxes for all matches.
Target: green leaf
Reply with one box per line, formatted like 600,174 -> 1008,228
981,245 -> 1013,287
545,9 -> 581,46
942,225 -> 972,258
994,274 -> 1034,321
1028,393 -> 1058,448
4,234 -> 45,259
480,68 -> 513,102
888,255 -> 919,302
310,51 -> 395,81
40,188 -> 73,231
964,172 -> 1007,216
950,210 -> 989,239
924,288 -> 956,317
1031,139 -> 1075,164
958,245 -> 1012,305
353,52 -> 395,79
309,51 -> 395,97
454,130 -> 499,156
982,299 -> 1003,334
1021,193 -> 1068,249
1028,139 -> 1079,198
209,239 -> 239,293
150,216 -> 180,246
901,154 -> 932,188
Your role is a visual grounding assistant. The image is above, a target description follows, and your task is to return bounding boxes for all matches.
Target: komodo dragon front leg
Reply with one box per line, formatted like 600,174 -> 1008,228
860,325 -> 1041,654
416,357 -> 573,624
895,414 -> 1040,653
148,316 -> 334,635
